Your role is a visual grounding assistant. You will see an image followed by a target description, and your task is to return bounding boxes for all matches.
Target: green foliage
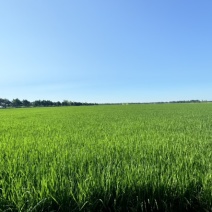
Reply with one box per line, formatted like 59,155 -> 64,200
0,104 -> 212,211
12,98 -> 22,107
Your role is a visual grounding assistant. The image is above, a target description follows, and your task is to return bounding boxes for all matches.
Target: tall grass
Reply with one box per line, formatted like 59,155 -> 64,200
0,104 -> 211,211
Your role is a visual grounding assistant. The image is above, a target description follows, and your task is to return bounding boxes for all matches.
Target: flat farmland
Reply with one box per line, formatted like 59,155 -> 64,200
0,104 -> 211,211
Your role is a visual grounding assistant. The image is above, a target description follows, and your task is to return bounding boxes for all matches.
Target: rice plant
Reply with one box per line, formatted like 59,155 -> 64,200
0,104 -> 211,211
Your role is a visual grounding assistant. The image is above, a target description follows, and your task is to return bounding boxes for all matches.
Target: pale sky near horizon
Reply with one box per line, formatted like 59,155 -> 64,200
1,0 -> 211,103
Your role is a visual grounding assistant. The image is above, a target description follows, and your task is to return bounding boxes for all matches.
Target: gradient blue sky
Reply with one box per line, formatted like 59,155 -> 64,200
1,0 -> 211,103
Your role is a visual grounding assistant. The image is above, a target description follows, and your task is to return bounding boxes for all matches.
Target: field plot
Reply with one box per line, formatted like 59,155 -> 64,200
0,104 -> 211,211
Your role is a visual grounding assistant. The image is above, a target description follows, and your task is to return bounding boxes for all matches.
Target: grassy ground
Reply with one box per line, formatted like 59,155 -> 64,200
0,104 -> 211,211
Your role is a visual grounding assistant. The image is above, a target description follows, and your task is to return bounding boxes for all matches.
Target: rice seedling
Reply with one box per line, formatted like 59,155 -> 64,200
0,104 -> 211,211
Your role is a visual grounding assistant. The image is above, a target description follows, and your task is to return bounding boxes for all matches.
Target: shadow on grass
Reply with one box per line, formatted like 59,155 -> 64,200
1,183 -> 211,212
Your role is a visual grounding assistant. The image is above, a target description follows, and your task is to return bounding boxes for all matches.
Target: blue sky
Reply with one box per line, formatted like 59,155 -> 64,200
1,0 -> 211,103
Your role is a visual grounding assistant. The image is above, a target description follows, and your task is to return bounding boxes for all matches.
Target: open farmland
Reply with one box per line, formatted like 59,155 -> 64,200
0,104 -> 212,211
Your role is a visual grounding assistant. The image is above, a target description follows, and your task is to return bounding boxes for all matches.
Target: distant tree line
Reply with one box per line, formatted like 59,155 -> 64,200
168,100 -> 202,104
100,100 -> 211,105
0,98 -> 98,108
0,98 -> 211,109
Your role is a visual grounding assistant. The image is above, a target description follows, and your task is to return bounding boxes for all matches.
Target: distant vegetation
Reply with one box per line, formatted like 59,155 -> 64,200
0,98 -> 98,108
0,104 -> 211,211
0,98 -> 211,109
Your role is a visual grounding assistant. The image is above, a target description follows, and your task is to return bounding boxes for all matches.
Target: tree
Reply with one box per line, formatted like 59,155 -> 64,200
32,100 -> 42,107
22,99 -> 31,107
62,100 -> 70,106
0,98 -> 11,108
55,101 -> 61,106
12,98 -> 22,107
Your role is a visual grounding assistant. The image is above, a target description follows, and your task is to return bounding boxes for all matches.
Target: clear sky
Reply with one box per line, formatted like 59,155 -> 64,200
1,0 -> 211,103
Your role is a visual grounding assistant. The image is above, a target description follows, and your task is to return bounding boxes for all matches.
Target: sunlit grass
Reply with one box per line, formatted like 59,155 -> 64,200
0,104 -> 212,211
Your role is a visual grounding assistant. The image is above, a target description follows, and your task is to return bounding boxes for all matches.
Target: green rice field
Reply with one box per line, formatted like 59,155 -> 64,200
0,104 -> 212,211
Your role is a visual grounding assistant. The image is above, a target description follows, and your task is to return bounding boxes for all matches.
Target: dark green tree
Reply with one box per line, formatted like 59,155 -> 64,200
22,99 -> 31,107
33,100 -> 42,107
62,100 -> 69,106
12,98 -> 22,107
